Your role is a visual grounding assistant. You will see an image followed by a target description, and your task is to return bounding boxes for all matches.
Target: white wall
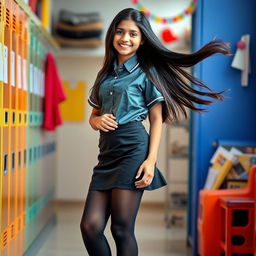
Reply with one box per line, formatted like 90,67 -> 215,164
53,0 -> 191,203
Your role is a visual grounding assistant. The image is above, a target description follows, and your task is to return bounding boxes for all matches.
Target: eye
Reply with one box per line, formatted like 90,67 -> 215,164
115,30 -> 122,35
130,32 -> 137,37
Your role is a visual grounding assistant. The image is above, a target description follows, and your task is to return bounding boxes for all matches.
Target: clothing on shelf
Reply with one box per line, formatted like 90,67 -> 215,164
54,9 -> 103,48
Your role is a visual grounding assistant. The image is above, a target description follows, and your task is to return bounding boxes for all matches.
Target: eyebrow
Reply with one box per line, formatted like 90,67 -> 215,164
116,28 -> 139,33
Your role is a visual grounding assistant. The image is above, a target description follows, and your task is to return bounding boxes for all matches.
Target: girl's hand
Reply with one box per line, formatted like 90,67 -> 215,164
134,159 -> 155,188
93,113 -> 118,132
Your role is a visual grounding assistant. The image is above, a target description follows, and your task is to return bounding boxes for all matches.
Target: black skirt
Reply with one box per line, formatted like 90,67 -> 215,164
89,121 -> 167,191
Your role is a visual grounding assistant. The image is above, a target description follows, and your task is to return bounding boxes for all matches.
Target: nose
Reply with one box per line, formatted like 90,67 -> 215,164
121,32 -> 129,42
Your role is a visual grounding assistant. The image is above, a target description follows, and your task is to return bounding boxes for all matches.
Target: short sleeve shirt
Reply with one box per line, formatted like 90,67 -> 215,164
88,54 -> 165,125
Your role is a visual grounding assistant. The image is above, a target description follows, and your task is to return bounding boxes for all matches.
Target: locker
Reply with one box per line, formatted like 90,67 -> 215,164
25,20 -> 30,209
0,0 -> 4,256
0,0 -> 58,255
20,4 -> 28,236
28,21 -> 34,123
2,1 -> 12,255
34,27 -> 38,124
8,1 -> 19,255
18,7 -> 27,256
13,3 -> 21,255
15,18 -> 22,255
35,29 -> 41,121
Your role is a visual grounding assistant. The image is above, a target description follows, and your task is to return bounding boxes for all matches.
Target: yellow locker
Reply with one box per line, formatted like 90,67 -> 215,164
2,0 -> 12,255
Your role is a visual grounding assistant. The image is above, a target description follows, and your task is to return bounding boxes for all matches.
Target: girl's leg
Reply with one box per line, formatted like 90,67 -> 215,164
110,188 -> 144,256
80,189 -> 112,256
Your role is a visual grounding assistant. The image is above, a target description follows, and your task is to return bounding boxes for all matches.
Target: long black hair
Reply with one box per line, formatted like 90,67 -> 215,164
90,8 -> 231,122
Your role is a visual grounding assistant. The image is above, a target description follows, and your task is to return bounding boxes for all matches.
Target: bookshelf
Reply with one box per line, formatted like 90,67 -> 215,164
165,118 -> 189,227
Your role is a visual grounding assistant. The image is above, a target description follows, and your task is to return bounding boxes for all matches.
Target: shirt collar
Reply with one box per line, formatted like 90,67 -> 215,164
113,55 -> 140,73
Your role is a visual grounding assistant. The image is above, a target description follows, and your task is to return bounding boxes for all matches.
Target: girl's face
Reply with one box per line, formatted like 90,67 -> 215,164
113,19 -> 143,64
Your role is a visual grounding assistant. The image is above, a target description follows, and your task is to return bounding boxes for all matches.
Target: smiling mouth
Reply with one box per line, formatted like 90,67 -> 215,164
119,43 -> 132,48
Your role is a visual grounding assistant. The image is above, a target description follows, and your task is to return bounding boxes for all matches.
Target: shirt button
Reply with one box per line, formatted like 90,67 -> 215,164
110,91 -> 113,95
114,76 -> 117,79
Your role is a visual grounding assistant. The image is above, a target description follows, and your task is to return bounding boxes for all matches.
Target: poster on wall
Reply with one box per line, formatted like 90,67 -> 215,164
60,81 -> 86,122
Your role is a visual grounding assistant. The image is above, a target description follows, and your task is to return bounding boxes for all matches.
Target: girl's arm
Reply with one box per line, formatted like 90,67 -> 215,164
89,108 -> 118,132
135,102 -> 163,188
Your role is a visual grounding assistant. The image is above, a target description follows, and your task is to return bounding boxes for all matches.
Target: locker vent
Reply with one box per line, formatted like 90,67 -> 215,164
11,223 -> 15,239
0,2 -> 2,19
13,14 -> 16,31
6,8 -> 10,27
19,20 -> 22,35
3,230 -> 8,247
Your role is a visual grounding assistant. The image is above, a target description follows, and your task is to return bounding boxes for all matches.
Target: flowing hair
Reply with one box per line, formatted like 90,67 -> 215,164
90,8 -> 231,122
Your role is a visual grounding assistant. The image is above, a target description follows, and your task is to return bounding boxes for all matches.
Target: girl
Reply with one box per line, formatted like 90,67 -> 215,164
80,8 -> 230,256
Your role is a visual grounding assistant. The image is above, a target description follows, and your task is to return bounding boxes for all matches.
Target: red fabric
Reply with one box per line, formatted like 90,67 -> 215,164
29,0 -> 38,13
43,52 -> 66,131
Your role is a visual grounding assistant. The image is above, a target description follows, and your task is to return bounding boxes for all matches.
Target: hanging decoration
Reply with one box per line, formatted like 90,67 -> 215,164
161,28 -> 178,43
131,0 -> 197,24
231,34 -> 251,87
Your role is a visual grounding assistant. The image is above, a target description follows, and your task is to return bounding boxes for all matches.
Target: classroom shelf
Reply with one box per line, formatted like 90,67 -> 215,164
16,0 -> 59,49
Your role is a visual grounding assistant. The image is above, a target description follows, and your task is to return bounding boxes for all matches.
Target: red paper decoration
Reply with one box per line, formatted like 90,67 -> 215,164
161,28 -> 178,43
237,40 -> 246,49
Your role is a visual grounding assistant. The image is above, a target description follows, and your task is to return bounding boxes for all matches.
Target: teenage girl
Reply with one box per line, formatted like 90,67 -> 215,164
80,8 -> 230,256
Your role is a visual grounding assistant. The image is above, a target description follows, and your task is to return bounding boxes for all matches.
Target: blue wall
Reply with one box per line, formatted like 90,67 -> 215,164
189,0 -> 256,254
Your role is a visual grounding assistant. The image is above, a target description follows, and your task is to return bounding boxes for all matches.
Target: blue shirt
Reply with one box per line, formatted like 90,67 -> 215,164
88,55 -> 165,124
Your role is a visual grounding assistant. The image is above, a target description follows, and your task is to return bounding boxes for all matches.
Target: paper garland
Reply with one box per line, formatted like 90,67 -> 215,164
131,0 -> 197,24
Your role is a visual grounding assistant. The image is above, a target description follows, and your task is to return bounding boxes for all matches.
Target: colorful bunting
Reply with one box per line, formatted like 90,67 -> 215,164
131,0 -> 197,24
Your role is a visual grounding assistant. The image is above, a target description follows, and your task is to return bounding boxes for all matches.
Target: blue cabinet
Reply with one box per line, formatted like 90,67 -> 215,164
188,0 -> 256,254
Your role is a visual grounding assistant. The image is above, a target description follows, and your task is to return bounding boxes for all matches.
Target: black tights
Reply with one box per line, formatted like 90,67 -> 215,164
80,188 -> 144,256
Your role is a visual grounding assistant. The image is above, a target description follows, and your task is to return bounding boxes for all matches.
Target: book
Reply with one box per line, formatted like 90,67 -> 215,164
211,146 -> 234,189
206,146 -> 234,189
225,179 -> 248,189
204,167 -> 219,190
204,144 -> 256,190
222,153 -> 256,188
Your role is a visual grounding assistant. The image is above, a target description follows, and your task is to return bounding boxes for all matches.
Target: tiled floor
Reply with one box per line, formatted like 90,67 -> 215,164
32,202 -> 192,256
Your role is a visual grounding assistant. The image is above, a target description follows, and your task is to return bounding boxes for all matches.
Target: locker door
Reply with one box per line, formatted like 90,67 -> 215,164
9,1 -> 19,255
18,7 -> 27,256
2,0 -> 12,255
0,0 -> 4,253
13,3 -> 21,255
20,9 -> 28,255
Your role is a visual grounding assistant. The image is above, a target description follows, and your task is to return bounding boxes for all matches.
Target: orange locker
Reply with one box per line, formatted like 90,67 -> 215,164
8,1 -> 19,255
2,0 -> 12,255
13,2 -> 21,255
0,0 -> 4,254
18,7 -> 28,256
20,7 -> 28,245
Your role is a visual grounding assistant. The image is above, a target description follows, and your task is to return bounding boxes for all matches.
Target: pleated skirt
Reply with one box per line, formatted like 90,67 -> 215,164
89,121 -> 167,191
